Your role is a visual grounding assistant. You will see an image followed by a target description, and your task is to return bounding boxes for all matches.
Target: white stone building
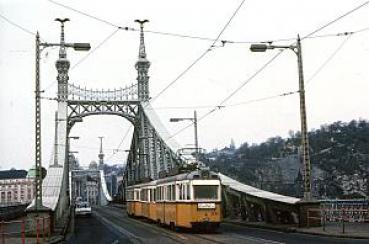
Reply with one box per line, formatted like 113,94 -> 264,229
0,169 -> 34,205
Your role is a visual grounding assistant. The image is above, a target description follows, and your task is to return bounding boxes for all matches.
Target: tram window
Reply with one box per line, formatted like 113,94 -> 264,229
187,184 -> 191,200
127,190 -> 133,200
151,189 -> 155,202
193,185 -> 218,200
171,185 -> 176,201
167,186 -> 171,201
178,184 -> 182,200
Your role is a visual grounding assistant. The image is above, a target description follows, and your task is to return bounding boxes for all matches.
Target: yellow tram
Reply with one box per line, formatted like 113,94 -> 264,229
126,170 -> 221,231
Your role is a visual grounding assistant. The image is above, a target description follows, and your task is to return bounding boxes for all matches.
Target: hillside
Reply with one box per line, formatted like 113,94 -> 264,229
205,119 -> 369,199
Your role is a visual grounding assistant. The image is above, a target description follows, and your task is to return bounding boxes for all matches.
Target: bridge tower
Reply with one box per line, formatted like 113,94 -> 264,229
135,19 -> 152,182
55,18 -> 72,219
98,136 -> 105,170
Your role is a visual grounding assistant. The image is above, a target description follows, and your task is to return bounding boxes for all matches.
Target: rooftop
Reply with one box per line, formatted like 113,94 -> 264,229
0,169 -> 28,180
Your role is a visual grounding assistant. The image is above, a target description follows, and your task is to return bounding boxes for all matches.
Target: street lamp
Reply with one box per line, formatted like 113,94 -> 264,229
33,18 -> 90,211
170,111 -> 199,163
250,35 -> 312,201
67,135 -> 79,235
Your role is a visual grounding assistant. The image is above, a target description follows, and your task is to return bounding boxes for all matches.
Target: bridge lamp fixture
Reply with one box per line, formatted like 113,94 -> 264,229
170,111 -> 199,164
68,136 -> 80,140
33,18 -> 91,211
250,36 -> 312,201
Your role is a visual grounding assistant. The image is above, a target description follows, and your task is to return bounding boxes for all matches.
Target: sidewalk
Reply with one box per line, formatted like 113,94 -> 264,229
297,222 -> 369,239
224,219 -> 369,239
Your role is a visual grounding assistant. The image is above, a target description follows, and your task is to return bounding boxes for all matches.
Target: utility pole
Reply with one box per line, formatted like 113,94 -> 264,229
34,32 -> 44,211
98,136 -> 105,170
296,36 -> 312,201
193,110 -> 199,163
250,35 -> 312,201
29,18 -> 90,214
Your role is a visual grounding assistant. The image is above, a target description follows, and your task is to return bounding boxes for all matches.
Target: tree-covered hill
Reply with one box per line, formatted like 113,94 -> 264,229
205,119 -> 369,199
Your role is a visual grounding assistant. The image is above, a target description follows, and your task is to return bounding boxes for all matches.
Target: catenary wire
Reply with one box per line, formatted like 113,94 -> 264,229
301,0 -> 369,39
0,13 -> 36,36
167,1 -> 369,140
47,0 -> 369,45
150,0 -> 246,102
106,125 -> 133,161
306,34 -> 353,85
151,90 -> 298,110
166,50 -> 285,140
71,27 -> 120,70
41,28 -> 121,92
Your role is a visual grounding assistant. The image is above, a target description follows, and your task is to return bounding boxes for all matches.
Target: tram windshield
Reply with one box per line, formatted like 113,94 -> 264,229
193,185 -> 219,200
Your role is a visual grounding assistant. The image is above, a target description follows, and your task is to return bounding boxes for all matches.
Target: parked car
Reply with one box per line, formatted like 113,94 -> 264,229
75,201 -> 92,217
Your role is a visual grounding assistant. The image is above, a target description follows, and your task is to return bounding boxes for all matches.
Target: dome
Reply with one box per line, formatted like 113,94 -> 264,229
27,167 -> 37,178
89,161 -> 98,170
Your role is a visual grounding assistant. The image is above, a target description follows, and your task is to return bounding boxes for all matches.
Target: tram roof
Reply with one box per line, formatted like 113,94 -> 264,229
127,170 -> 220,189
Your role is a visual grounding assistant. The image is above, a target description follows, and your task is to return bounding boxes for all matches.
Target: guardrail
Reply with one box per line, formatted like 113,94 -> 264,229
0,216 -> 51,244
307,208 -> 369,233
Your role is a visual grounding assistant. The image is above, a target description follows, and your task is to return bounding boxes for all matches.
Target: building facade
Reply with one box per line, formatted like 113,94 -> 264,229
0,169 -> 34,205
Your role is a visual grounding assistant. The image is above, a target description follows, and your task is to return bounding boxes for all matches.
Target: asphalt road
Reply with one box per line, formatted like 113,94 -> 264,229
68,205 -> 369,244
66,212 -> 132,244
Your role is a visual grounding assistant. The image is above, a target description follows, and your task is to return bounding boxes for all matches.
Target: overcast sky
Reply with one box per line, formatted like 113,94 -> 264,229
1,0 -> 369,170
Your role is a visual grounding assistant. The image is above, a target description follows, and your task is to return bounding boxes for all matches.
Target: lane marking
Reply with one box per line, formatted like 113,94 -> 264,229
94,211 -> 142,244
230,233 -> 286,244
104,206 -> 189,241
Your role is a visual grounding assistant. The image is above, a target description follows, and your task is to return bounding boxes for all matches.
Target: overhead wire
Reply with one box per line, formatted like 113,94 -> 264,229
166,49 -> 285,140
106,125 -> 133,161
47,0 -> 369,45
151,90 -> 298,110
166,0 -> 369,140
151,0 -> 246,102
0,13 -> 36,36
301,0 -> 369,39
306,34 -> 353,86
44,0 -> 369,145
48,0 -> 123,29
71,27 -> 120,70
41,27 -> 121,92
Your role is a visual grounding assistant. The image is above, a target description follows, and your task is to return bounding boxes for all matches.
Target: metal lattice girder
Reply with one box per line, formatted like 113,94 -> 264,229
67,100 -> 139,128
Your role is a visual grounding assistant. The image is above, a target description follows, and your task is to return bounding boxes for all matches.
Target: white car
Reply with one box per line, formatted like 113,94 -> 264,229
75,202 -> 92,216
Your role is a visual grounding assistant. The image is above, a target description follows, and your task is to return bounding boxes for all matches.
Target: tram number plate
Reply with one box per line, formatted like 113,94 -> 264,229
198,203 -> 215,209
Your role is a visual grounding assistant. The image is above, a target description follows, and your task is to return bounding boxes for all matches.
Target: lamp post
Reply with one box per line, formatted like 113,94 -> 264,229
250,35 -> 312,201
33,18 -> 90,211
67,135 -> 79,235
170,111 -> 199,163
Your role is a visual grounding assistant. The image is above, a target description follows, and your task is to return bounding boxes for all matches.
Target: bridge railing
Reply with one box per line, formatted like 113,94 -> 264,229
68,83 -> 138,101
0,216 -> 51,244
307,208 -> 369,233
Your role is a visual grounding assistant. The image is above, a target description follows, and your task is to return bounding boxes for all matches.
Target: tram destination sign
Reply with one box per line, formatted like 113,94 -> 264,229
198,203 -> 216,209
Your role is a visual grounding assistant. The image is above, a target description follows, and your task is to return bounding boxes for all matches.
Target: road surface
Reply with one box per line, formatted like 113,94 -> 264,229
67,205 -> 369,244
